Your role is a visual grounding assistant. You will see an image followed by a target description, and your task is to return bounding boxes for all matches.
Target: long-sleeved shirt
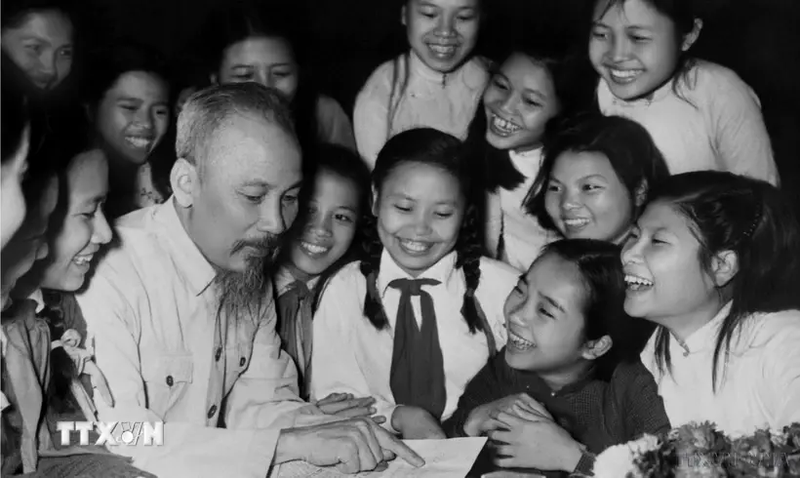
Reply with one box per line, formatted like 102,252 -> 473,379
597,60 -> 779,185
353,51 -> 489,168
76,198 -> 333,478
310,250 -> 518,432
484,148 -> 556,272
445,352 -> 671,477
641,303 -> 800,436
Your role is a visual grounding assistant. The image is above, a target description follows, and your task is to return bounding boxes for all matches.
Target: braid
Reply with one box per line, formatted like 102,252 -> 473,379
359,213 -> 390,329
456,204 -> 485,334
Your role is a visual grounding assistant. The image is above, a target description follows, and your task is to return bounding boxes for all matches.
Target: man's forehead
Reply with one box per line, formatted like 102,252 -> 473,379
201,113 -> 301,184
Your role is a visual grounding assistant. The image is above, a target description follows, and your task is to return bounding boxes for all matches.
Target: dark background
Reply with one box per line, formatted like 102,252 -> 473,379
80,0 -> 800,207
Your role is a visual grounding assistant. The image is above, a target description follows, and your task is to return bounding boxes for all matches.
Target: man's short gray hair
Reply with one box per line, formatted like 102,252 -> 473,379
176,83 -> 296,170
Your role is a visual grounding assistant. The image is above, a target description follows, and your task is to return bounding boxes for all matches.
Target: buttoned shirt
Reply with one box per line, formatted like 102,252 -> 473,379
641,303 -> 800,436
76,198 -> 330,477
354,51 -> 489,168
310,251 -> 518,431
598,60 -> 779,185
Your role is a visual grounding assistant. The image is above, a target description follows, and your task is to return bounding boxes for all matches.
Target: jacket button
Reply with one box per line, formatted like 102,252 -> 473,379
207,405 -> 217,419
239,357 -> 246,367
215,347 -> 222,362
166,375 -> 174,386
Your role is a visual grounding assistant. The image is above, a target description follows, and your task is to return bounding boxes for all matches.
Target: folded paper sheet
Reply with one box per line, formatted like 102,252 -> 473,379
277,437 -> 488,478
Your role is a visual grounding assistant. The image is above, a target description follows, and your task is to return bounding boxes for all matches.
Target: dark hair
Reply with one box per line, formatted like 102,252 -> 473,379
1,0 -> 75,30
287,144 -> 372,312
465,41 -> 595,193
83,40 -> 171,108
535,239 -> 646,378
82,40 -> 172,219
197,1 -> 319,154
2,57 -> 31,166
592,0 -> 704,100
645,171 -> 800,389
359,128 -> 489,337
526,114 -> 670,232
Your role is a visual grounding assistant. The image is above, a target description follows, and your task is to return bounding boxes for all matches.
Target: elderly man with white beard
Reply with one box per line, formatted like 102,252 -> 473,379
76,83 -> 423,477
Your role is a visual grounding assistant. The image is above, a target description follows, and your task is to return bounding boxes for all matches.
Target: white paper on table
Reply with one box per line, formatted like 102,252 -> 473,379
276,437 -> 488,478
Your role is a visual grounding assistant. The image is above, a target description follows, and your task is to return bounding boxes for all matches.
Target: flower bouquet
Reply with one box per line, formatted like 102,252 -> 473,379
592,422 -> 800,478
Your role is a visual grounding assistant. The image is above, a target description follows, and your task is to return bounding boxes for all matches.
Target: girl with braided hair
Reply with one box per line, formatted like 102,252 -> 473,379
310,128 -> 518,439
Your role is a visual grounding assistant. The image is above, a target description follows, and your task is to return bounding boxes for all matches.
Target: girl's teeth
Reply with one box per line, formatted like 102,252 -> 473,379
74,255 -> 93,266
429,44 -> 456,55
301,242 -> 329,255
491,115 -> 521,136
400,240 -> 430,252
564,218 -> 589,227
609,69 -> 643,83
624,274 -> 654,291
125,137 -> 152,150
509,331 -> 535,350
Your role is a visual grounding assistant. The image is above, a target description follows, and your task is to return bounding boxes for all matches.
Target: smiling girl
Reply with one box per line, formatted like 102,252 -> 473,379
1,0 -> 74,93
624,171 -> 800,435
84,41 -> 171,219
354,0 -> 488,168
469,43 -> 590,271
311,128 -> 518,438
526,114 -> 670,244
445,239 -> 670,476
589,0 -> 779,184
274,144 -> 370,399
201,2 -> 356,152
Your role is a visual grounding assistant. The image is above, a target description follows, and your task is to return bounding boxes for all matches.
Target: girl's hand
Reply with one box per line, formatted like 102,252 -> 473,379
488,411 -> 583,472
464,393 -> 551,437
314,393 -> 384,423
392,406 -> 446,440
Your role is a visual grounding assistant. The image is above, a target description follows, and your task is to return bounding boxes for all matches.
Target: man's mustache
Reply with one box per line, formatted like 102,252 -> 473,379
231,234 -> 283,257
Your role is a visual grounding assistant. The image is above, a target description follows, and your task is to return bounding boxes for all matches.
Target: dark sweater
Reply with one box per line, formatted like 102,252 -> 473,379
445,349 -> 671,477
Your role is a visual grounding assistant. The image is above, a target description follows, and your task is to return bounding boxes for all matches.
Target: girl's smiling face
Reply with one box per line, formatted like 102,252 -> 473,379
545,150 -> 636,243
374,161 -> 465,277
402,0 -> 481,74
289,169 -> 361,278
503,252 -> 589,373
1,10 -> 74,91
94,71 -> 170,165
40,149 -> 113,292
621,201 -> 718,324
483,53 -> 560,152
589,0 -> 690,101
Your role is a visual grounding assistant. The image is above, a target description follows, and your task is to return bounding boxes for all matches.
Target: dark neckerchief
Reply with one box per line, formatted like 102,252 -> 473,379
388,277 -> 446,420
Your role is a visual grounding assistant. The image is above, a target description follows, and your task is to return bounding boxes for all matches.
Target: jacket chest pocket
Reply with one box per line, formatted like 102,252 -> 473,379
141,355 -> 193,417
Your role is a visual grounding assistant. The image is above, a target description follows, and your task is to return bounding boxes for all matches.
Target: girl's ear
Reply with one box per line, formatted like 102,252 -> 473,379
371,185 -> 380,217
681,18 -> 703,52
634,180 -> 648,208
400,4 -> 408,27
711,249 -> 738,287
580,334 -> 613,361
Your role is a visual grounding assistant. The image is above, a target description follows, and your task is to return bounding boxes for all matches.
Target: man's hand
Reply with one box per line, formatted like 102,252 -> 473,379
463,393 -> 551,437
314,393 -> 386,425
274,417 -> 425,474
391,406 -> 446,439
